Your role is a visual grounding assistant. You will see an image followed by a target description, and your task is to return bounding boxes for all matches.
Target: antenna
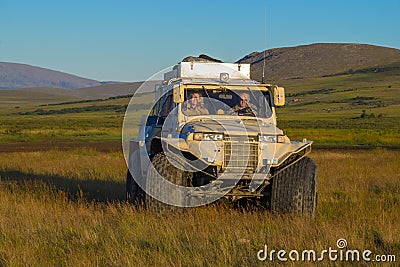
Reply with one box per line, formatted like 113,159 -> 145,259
262,0 -> 267,84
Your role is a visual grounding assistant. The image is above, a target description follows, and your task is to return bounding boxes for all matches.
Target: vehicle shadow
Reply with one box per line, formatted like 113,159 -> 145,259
0,169 -> 126,203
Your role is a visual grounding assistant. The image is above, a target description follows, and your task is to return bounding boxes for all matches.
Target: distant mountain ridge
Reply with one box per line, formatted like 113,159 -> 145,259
0,62 -> 102,89
1,43 -> 400,97
236,43 -> 400,81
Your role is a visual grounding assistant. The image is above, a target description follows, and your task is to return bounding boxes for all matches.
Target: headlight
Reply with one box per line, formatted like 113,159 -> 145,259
193,133 -> 223,141
259,135 -> 285,143
193,133 -> 203,141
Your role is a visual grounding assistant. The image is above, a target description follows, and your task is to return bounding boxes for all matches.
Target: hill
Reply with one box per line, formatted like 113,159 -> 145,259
0,80 -> 159,112
0,62 -> 102,89
68,81 -> 156,99
237,43 -> 400,81
2,42 -> 400,107
16,82 -> 145,100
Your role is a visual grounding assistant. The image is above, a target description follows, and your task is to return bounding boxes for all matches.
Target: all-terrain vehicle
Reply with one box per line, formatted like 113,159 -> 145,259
125,59 -> 317,216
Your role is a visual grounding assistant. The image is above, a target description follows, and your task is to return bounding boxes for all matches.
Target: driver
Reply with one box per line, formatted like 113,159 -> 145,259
232,93 -> 257,116
182,92 -> 209,116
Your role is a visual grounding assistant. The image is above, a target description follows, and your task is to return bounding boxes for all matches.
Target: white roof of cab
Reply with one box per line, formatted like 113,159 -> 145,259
178,78 -> 260,86
164,62 -> 251,81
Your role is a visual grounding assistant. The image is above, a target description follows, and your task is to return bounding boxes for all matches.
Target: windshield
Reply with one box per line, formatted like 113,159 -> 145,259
182,88 -> 273,118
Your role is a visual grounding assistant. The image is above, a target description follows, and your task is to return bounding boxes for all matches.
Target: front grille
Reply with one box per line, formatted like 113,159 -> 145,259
224,141 -> 258,173
224,135 -> 258,142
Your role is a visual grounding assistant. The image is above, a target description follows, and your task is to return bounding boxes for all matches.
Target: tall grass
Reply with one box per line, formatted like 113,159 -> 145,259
0,149 -> 399,266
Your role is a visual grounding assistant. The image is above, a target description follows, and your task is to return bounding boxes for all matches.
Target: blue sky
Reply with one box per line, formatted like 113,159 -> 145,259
1,0 -> 399,82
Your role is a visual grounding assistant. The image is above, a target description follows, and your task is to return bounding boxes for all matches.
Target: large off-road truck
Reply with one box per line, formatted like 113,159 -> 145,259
126,59 -> 317,216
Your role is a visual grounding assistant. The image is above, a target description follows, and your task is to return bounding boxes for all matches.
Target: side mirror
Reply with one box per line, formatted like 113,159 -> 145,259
273,86 -> 285,106
173,84 -> 184,103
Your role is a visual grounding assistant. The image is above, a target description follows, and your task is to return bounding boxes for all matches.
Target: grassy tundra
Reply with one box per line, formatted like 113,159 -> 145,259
0,149 -> 399,266
1,68 -> 400,148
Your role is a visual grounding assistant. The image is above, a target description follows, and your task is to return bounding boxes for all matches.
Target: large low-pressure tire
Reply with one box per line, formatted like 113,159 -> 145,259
126,169 -> 145,205
126,150 -> 145,205
271,156 -> 317,217
145,152 -> 192,212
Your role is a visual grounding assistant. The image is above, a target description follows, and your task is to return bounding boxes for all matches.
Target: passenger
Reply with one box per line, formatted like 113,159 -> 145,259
232,93 -> 257,116
182,92 -> 209,116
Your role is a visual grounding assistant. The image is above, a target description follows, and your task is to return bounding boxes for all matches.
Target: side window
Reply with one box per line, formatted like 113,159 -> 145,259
153,93 -> 167,116
149,102 -> 158,116
146,91 -> 165,125
159,94 -> 174,117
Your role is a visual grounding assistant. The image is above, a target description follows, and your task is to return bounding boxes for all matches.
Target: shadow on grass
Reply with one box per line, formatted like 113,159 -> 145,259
0,169 -> 126,203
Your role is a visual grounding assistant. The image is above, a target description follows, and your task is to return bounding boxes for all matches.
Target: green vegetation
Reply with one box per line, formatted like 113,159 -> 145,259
1,66 -> 399,147
0,93 -> 151,145
0,67 -> 399,148
18,104 -> 129,115
39,94 -> 135,106
271,66 -> 400,146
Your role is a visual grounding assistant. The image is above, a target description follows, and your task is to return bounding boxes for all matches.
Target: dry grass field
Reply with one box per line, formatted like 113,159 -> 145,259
0,148 -> 399,266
